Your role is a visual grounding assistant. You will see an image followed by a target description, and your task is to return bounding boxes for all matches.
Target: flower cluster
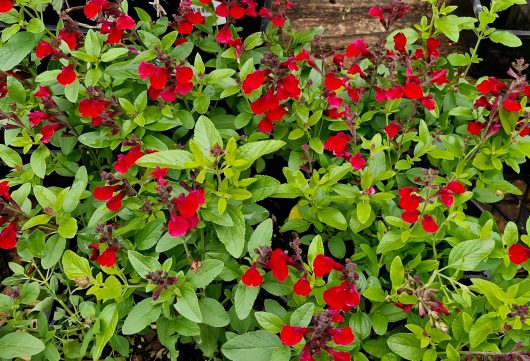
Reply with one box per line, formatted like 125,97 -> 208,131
280,311 -> 355,361
88,224 -> 120,267
323,132 -> 366,170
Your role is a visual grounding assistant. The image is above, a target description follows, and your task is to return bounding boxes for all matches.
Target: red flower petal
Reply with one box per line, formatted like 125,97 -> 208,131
175,189 -> 206,218
393,32 -> 407,53
149,66 -> 169,90
324,73 -> 343,91
0,0 -> 13,13
467,121 -> 485,136
58,29 -> 78,50
502,99 -> 522,112
97,247 -> 117,267
446,180 -> 466,194
114,146 -> 143,174
293,275 -> 312,296
116,13 -> 136,30
384,121 -> 400,139
313,255 -> 343,277
508,244 -> 530,265
0,181 -> 10,201
329,326 -> 355,345
350,152 -> 366,170
79,98 -> 108,118
280,325 -> 310,346
327,348 -> 351,361
324,281 -> 360,312
242,70 -> 268,94
398,186 -> 421,211
401,210 -> 419,224
106,193 -> 124,212
216,25 -> 233,44
35,41 -> 54,59
403,83 -> 423,99
324,132 -> 350,157
241,263 -> 263,287
57,65 -> 76,86
257,117 -> 274,133
426,38 -> 440,58
346,38 -> 368,58
176,66 -> 194,83
0,222 -> 17,249
269,249 -> 289,282
421,215 -> 438,233
93,185 -> 119,200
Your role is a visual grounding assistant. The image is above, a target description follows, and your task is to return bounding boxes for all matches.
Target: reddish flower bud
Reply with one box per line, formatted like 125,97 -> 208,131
241,263 -> 263,287
431,301 -> 449,315
280,325 -> 310,346
421,215 -> 438,233
508,244 -> 530,265
313,255 -> 343,277
394,302 -> 413,313
0,222 -> 17,249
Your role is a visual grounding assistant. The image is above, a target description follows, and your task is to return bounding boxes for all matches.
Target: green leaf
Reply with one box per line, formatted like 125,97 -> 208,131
64,79 -> 80,103
93,303 -> 119,361
122,299 -> 161,335
42,235 -> 66,269
101,48 -> 130,62
62,250 -> 92,280
57,216 -> 78,239
0,332 -> 45,359
318,207 -> 347,230
214,204 -> 246,258
26,18 -> 45,33
234,283 -> 259,320
135,218 -> 164,250
0,144 -> 23,167
390,256 -> 404,290
194,93 -> 210,114
22,214 -> 52,230
248,175 -> 280,202
194,115 -> 222,156
175,284 -> 202,323
221,331 -> 283,361
7,76 -> 26,103
205,69 -> 236,84
357,200 -> 372,224
128,250 -> 161,278
199,298 -> 230,327
387,333 -> 425,361
236,140 -> 286,170
363,286 -> 386,302
78,131 -> 111,148
0,32 -> 41,71
88,276 -> 122,301
448,238 -> 495,271
290,303 -> 314,327
63,166 -> 88,214
255,312 -> 283,333
33,185 -> 56,210
308,235 -> 324,268
187,259 -> 224,288
247,218 -> 273,256
136,149 -> 194,169
469,315 -> 496,348
490,30 -> 522,47
85,29 -> 102,57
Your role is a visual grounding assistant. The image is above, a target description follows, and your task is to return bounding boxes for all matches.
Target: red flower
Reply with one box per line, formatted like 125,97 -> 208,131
421,215 -> 438,233
34,86 -> 51,99
84,0 -> 109,19
333,54 -> 345,68
438,180 -> 466,207
93,185 -> 123,211
242,70 -> 268,94
150,166 -> 169,185
327,348 -> 351,361
0,222 -> 17,249
502,99 -> 522,112
176,66 -> 194,84
401,210 -> 419,224
426,38 -> 440,58
174,189 -> 206,218
0,0 -> 13,13
242,263 -> 263,287
97,246 -> 117,267
294,274 -> 312,296
350,152 -> 366,170
328,327 -> 355,345
114,146 -> 143,174
28,111 -> 50,127
40,124 -> 61,143
216,25 -> 234,44
324,132 -> 350,157
313,255 -> 343,277
138,62 -> 169,90
368,6 -> 383,21
257,117 -> 274,133
280,325 -> 310,346
324,73 -> 343,91
394,302 -> 413,313
403,83 -> 423,99
300,345 -> 316,361
168,213 -> 193,237
398,186 -> 421,211
385,121 -> 400,138
508,244 -> 530,265
476,77 -> 505,95
431,301 -> 449,315
269,249 -> 290,282
323,281 -> 360,312
79,98 -> 108,119
431,69 -> 449,85
35,41 -> 55,59
58,29 -> 78,50
346,38 -> 369,58
393,32 -> 407,53
467,121 -> 485,136
0,181 -> 10,201
277,74 -> 301,100
421,95 -> 436,111
57,65 -> 76,86
116,13 -> 136,30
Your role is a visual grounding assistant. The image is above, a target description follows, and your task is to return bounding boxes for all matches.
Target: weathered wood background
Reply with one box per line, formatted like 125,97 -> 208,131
285,0 -> 430,49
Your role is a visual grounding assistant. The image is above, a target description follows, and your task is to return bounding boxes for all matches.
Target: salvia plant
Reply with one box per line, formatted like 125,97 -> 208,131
0,0 -> 529,360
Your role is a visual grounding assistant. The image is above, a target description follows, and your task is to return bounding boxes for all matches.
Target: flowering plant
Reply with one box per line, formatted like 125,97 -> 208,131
0,0 -> 530,360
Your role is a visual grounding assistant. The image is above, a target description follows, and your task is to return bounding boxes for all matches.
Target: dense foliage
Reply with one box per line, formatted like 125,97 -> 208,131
0,0 -> 530,360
